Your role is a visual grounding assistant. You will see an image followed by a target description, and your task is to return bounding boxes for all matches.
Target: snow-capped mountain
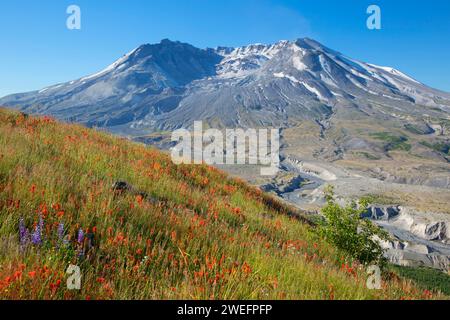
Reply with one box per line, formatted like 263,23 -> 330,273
1,38 -> 449,134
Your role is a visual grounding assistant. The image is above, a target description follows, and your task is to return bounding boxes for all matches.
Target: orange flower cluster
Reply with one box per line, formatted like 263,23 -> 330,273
0,264 -> 26,290
341,263 -> 357,278
0,264 -> 61,297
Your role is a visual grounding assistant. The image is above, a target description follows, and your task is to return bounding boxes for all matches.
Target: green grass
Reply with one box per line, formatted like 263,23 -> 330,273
370,132 -> 412,152
404,124 -> 426,135
420,141 -> 450,155
0,109 -> 444,300
360,194 -> 400,206
390,266 -> 450,296
354,151 -> 381,161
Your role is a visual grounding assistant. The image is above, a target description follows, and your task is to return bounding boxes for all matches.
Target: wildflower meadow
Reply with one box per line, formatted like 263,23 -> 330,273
0,109 -> 445,300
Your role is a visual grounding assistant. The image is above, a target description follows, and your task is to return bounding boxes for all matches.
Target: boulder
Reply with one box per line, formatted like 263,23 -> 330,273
362,206 -> 401,221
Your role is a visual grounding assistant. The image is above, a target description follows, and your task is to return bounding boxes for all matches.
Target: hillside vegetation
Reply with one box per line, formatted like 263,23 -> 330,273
0,108 -> 443,299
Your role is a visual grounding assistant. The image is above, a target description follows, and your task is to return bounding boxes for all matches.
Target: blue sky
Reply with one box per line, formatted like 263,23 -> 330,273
1,0 -> 449,97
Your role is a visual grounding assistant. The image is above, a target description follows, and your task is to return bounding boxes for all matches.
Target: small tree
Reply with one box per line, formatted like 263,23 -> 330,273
320,185 -> 389,265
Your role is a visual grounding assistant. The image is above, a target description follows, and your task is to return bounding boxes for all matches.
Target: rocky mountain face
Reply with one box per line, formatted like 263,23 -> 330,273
2,38 -> 449,132
0,39 -> 223,128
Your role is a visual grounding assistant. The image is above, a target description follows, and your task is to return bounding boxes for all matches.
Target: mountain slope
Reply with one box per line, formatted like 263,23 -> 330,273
1,38 -> 449,132
0,39 -> 222,128
0,108 -> 440,300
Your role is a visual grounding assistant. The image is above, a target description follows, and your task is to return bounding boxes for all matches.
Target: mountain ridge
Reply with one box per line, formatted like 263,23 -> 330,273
2,38 -> 449,133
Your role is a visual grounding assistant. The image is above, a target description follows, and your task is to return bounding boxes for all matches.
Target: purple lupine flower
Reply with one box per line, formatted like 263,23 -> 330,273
77,228 -> 84,244
31,215 -> 44,245
19,218 -> 26,235
77,228 -> 86,260
38,215 -> 44,232
31,226 -> 42,245
57,223 -> 64,241
19,218 -> 30,247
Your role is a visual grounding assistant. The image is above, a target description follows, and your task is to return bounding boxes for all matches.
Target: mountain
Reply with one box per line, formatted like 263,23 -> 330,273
2,38 -> 449,134
0,39 -> 222,128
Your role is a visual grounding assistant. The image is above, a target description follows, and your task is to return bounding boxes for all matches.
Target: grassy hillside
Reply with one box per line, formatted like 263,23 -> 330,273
0,108 -> 443,300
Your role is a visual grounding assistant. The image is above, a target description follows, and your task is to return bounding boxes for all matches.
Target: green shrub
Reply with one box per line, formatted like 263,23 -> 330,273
404,124 -> 425,135
320,185 -> 389,266
354,151 -> 381,160
390,265 -> 450,296
370,132 -> 411,152
420,141 -> 450,155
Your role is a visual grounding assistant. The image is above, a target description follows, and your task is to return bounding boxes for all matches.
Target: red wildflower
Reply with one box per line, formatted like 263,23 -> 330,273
272,277 -> 279,289
13,271 -> 22,280
422,289 -> 433,299
274,220 -> 282,230
49,279 -> 61,291
242,262 -> 252,275
136,195 -> 144,206
329,285 -> 335,300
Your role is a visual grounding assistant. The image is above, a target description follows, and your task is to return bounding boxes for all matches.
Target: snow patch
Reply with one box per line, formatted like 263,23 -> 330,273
293,56 -> 307,71
300,82 -> 326,101
368,64 -> 421,84
79,47 -> 138,82
274,72 -> 328,101
273,72 -> 300,84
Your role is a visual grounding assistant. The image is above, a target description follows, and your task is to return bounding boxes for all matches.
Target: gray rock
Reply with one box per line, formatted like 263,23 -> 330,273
362,206 -> 401,221
425,222 -> 448,241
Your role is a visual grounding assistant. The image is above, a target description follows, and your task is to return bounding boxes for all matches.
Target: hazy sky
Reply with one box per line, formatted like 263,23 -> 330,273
1,0 -> 449,97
